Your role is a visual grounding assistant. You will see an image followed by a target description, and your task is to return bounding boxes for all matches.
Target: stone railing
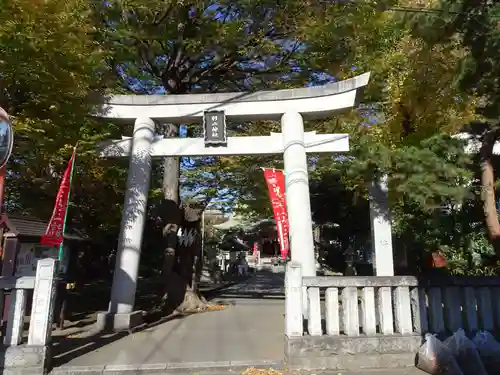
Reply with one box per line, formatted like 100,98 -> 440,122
0,258 -> 58,375
284,262 -> 500,372
416,276 -> 500,334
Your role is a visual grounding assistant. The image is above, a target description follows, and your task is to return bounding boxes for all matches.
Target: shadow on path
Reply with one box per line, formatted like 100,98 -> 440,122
52,270 -> 285,369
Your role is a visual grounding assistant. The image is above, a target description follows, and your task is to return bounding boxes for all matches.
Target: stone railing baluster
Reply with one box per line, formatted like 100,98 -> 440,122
307,287 -> 322,336
361,286 -> 376,335
342,286 -> 359,336
325,287 -> 339,335
443,286 -> 462,332
428,287 -> 445,333
477,287 -> 494,331
463,287 -> 478,332
378,287 -> 394,335
410,287 -> 428,334
394,286 -> 413,334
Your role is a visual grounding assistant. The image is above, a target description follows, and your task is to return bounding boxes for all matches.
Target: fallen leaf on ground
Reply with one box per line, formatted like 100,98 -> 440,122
206,304 -> 227,311
242,367 -> 283,375
67,333 -> 87,339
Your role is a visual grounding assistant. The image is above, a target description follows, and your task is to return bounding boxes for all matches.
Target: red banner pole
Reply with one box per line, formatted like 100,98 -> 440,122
262,168 -> 290,259
40,150 -> 76,248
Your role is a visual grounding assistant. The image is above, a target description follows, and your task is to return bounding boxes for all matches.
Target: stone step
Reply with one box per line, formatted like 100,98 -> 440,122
50,364 -> 427,375
50,360 -> 284,375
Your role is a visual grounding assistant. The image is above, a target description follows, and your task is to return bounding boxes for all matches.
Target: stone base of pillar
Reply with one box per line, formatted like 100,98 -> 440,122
1,345 -> 50,375
96,310 -> 143,332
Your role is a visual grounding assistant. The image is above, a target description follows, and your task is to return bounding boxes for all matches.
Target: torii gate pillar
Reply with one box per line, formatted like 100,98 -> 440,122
282,112 -> 316,278
97,117 -> 155,330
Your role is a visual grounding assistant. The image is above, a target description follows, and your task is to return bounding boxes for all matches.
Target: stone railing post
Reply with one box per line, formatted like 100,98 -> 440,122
369,174 -> 394,276
4,288 -> 27,346
28,258 -> 58,346
285,262 -> 303,337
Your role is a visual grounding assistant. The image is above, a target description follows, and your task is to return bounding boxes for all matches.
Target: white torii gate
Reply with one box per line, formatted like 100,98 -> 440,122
95,72 -> 392,331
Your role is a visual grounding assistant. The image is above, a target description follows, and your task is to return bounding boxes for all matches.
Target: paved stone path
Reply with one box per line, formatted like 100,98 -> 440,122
52,271 -> 427,375
55,271 -> 285,368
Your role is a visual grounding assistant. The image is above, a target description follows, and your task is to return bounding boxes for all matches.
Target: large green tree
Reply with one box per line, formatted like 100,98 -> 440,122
400,0 -> 500,255
0,0 -> 124,250
215,1 -> 481,276
207,0 -> 476,216
443,0 -> 500,254
93,0 -> 321,311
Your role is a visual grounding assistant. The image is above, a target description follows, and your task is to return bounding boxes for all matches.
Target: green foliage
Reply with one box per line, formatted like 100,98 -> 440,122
412,0 -> 500,253
302,1 -> 477,143
346,133 -> 472,209
392,194 -> 499,276
93,0 -> 309,94
0,0 -> 125,246
446,0 -> 500,120
199,1 -> 478,217
310,171 -> 371,259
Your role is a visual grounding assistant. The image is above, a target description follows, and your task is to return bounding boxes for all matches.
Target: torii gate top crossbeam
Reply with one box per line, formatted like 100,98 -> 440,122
97,73 -> 370,123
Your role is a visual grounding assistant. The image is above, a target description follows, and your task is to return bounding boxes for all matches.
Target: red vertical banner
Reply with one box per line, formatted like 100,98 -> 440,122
262,168 -> 290,259
40,150 -> 76,247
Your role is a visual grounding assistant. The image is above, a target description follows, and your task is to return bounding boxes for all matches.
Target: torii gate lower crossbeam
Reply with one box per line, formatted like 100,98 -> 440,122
100,131 -> 349,157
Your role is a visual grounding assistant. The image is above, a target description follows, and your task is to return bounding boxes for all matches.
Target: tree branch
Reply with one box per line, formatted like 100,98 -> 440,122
153,3 -> 175,26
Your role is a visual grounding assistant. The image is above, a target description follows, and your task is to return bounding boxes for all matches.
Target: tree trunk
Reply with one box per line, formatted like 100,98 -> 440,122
174,200 -> 208,312
161,124 -> 182,303
479,129 -> 500,256
160,122 -> 208,312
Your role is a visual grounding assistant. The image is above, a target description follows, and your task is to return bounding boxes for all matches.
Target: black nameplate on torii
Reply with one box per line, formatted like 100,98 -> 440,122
203,111 -> 227,146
